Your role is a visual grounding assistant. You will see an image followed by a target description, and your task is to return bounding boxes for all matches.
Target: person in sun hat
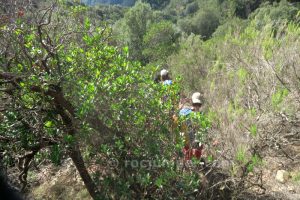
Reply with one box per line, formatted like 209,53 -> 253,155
191,92 -> 202,112
177,92 -> 204,161
160,69 -> 172,85
159,69 -> 174,105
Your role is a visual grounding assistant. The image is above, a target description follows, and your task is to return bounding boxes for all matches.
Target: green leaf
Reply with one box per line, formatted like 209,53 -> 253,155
250,124 -> 257,137
44,121 -> 53,128
66,56 -> 73,62
207,155 -> 213,162
64,135 -> 74,144
155,178 -> 163,188
84,18 -> 91,30
19,82 -> 25,87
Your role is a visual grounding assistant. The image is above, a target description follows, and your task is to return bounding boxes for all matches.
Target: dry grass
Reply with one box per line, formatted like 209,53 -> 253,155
29,160 -> 91,200
168,21 -> 300,198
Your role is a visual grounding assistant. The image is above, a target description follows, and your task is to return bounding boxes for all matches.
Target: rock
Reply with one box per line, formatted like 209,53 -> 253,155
276,170 -> 289,183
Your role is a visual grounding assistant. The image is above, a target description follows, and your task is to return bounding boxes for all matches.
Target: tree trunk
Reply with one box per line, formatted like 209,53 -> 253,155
69,143 -> 100,200
30,85 -> 102,199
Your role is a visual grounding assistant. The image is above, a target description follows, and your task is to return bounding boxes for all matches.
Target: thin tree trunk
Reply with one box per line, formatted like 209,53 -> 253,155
30,85 -> 101,199
69,142 -> 100,200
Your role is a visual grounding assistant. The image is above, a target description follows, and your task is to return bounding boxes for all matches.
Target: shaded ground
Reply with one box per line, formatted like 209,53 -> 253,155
25,159 -> 91,200
21,154 -> 300,200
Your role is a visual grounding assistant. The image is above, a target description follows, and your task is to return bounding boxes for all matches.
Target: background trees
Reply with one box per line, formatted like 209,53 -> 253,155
178,9 -> 220,39
142,0 -> 171,9
142,20 -> 179,64
123,1 -> 153,63
81,0 -> 135,6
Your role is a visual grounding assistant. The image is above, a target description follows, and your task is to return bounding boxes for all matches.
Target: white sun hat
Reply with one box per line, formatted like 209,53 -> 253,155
192,92 -> 202,104
160,69 -> 169,76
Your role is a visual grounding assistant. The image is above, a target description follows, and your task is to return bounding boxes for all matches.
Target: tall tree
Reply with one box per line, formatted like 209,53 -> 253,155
124,1 -> 153,63
143,20 -> 179,64
142,0 -> 170,9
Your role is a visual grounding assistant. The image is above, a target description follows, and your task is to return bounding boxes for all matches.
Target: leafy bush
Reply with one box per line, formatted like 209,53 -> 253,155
0,2 -> 218,199
178,9 -> 220,39
185,2 -> 199,15
123,1 -> 154,63
142,0 -> 171,9
250,0 -> 299,29
143,20 -> 179,64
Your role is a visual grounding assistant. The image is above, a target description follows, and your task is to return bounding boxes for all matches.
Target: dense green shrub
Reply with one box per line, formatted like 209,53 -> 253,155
250,0 -> 300,29
0,2 -> 215,199
123,1 -> 154,63
142,0 -> 171,9
178,9 -> 220,39
143,20 -> 179,64
185,2 -> 199,15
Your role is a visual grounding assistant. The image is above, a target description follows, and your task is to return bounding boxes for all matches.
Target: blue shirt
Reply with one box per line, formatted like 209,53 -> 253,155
179,108 -> 192,116
163,80 -> 172,85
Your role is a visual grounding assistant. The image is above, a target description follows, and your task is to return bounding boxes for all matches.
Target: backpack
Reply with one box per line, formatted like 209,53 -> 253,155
179,108 -> 206,160
179,108 -> 195,146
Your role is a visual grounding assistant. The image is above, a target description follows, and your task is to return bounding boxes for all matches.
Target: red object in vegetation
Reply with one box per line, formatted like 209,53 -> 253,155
182,144 -> 204,160
18,9 -> 24,17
